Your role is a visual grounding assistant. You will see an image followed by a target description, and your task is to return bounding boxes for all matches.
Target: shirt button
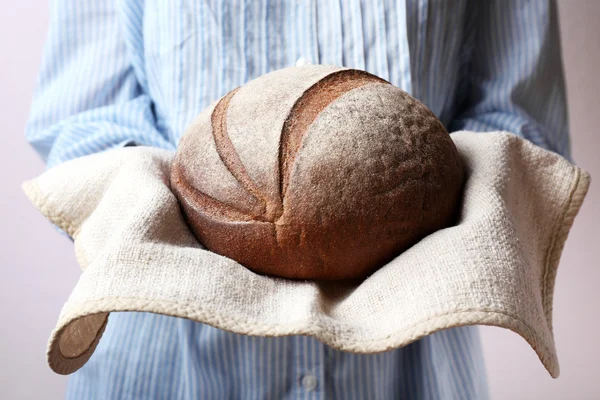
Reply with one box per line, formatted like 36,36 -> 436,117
295,57 -> 311,67
301,374 -> 318,391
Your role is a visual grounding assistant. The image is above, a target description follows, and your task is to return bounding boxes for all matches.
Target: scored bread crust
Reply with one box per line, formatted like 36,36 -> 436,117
171,66 -> 464,280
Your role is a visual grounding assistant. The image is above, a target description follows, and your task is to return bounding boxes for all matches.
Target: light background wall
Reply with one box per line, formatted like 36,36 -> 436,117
0,1 -> 598,399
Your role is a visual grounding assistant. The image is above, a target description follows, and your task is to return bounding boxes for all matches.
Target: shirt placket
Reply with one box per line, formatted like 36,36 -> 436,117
294,0 -> 319,66
293,335 -> 326,399
291,4 -> 326,395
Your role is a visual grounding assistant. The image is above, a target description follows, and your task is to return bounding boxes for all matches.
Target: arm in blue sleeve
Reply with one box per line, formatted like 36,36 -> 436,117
26,0 -> 175,171
449,0 -> 571,159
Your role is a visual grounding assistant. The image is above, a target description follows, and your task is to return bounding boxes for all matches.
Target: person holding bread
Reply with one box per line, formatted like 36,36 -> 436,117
26,1 -> 569,399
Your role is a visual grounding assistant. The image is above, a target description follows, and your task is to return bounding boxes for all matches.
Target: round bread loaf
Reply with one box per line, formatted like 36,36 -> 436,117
171,65 -> 464,281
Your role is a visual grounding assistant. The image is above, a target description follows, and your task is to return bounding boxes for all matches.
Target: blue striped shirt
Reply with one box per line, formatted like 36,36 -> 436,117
26,0 -> 569,399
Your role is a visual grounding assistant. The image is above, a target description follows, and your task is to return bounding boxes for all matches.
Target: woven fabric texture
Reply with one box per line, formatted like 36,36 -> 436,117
22,131 -> 590,377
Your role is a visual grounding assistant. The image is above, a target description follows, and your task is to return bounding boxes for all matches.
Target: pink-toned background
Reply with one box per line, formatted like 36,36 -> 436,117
1,1 -> 598,398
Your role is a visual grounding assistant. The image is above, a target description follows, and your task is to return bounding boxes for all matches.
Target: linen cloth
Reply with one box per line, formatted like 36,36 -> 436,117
22,130 -> 589,379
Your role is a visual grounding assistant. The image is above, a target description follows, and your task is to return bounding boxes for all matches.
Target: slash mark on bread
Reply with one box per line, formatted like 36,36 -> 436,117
207,70 -> 389,223
211,87 -> 271,215
277,70 -> 389,211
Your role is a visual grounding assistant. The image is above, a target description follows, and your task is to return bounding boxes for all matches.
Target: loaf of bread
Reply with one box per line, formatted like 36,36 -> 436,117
171,65 -> 464,281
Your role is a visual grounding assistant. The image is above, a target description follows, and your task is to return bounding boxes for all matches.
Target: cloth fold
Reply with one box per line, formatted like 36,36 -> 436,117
22,131 -> 590,377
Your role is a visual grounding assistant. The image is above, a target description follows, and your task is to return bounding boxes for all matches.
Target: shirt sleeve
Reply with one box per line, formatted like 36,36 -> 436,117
26,0 -> 175,239
448,0 -> 570,159
25,0 -> 175,171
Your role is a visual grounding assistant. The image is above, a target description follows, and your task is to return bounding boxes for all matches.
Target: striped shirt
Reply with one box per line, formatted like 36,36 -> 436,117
26,0 -> 569,399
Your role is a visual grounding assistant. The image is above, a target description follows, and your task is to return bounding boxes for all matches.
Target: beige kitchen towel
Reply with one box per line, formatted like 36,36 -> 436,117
22,131 -> 590,378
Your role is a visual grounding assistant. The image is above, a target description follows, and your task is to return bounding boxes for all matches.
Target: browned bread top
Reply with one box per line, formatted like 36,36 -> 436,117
171,65 -> 464,281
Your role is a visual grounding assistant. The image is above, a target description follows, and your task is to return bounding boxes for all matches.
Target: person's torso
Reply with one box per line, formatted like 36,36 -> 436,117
133,0 -> 472,145
66,2 -> 488,399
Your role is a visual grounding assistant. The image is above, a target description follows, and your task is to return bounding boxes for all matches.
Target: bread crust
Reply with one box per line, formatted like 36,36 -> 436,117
171,66 -> 464,280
